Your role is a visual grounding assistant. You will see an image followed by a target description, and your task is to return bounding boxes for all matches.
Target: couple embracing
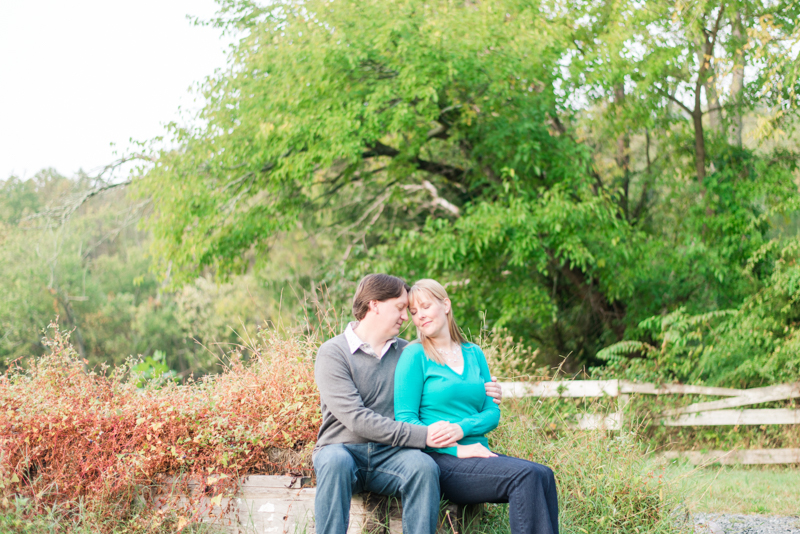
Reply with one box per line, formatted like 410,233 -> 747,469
313,274 -> 559,534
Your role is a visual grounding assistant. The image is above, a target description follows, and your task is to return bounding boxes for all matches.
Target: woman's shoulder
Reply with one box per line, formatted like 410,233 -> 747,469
399,341 -> 426,358
462,342 -> 488,361
461,342 -> 483,353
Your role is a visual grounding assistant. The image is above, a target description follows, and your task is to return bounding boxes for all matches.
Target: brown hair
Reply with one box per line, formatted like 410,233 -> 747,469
352,274 -> 411,320
408,279 -> 467,365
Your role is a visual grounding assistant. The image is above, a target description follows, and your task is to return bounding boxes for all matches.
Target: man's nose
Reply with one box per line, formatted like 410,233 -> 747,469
400,309 -> 408,321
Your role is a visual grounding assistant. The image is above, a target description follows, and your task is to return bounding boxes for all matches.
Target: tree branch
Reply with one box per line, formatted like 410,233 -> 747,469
362,141 -> 469,183
654,86 -> 693,115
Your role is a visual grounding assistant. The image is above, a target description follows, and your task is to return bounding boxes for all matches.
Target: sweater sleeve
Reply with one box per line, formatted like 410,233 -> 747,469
315,344 -> 427,448
452,346 -> 501,437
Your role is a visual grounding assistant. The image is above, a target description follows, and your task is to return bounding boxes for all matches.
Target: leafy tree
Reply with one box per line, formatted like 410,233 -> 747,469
134,0 -> 800,374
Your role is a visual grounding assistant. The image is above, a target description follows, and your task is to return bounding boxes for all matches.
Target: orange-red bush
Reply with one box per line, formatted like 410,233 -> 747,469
0,323 -> 320,516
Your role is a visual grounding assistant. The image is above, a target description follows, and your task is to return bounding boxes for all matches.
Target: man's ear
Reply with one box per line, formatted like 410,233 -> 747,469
369,300 -> 379,314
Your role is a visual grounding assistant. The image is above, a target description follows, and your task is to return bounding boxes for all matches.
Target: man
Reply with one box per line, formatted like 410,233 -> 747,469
313,274 -> 502,534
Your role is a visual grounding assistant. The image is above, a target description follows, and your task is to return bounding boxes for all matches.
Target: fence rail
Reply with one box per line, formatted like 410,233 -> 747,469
499,379 -> 800,465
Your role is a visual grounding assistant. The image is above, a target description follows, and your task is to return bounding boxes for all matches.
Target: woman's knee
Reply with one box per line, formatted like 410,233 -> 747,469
518,461 -> 555,487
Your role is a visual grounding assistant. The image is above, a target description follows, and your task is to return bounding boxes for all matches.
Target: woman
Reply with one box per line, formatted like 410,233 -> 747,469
394,279 -> 559,534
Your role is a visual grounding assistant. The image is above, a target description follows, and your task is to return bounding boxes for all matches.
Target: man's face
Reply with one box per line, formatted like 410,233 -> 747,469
372,288 -> 409,338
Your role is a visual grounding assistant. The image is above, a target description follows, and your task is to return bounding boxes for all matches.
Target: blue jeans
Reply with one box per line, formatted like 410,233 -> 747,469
427,452 -> 559,534
313,443 -> 440,534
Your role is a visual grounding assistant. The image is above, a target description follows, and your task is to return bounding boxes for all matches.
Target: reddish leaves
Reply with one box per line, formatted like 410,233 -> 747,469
0,323 -> 320,520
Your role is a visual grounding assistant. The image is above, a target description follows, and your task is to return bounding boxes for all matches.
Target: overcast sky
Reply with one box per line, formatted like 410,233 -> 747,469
0,0 -> 230,180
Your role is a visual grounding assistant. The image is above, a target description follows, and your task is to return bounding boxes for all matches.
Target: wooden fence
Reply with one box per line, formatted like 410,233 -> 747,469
499,380 -> 800,465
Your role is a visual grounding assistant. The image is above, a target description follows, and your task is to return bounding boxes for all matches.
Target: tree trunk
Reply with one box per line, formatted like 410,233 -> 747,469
614,84 -> 631,216
730,11 -> 745,147
706,76 -> 721,132
693,103 -> 706,183
54,289 -> 88,360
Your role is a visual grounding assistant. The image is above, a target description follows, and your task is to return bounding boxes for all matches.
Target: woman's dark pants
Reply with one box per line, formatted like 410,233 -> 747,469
426,452 -> 559,534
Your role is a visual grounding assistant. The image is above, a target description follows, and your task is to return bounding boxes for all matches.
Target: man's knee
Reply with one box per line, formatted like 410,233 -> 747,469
419,451 -> 440,480
314,445 -> 356,480
400,450 -> 440,485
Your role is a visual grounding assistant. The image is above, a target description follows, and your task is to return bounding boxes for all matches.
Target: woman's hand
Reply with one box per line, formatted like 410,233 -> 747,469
456,443 -> 498,458
425,421 -> 449,448
429,422 -> 464,448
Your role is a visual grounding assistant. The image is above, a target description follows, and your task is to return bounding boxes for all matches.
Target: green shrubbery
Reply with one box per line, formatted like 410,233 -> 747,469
598,240 -> 800,388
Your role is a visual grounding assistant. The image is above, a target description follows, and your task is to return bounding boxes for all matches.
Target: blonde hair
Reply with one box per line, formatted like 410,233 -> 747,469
408,279 -> 467,365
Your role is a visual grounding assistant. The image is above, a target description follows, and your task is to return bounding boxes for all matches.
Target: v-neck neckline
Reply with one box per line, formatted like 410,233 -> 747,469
443,345 -> 467,378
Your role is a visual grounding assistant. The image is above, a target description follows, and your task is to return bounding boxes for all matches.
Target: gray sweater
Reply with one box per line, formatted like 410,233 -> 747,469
314,334 -> 428,450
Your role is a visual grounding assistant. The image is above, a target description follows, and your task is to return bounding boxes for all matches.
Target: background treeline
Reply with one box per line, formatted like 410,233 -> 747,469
3,0 -> 800,387
0,171 -> 332,376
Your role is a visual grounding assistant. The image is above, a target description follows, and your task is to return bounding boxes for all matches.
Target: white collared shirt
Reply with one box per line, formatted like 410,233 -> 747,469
344,321 -> 397,360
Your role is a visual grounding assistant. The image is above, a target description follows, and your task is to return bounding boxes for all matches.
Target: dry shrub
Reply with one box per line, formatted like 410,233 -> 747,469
0,322 -> 319,528
480,328 -> 549,381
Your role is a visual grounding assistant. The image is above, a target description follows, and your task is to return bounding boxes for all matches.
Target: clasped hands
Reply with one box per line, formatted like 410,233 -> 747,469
423,376 -> 501,459
426,420 -> 463,448
426,421 -> 497,458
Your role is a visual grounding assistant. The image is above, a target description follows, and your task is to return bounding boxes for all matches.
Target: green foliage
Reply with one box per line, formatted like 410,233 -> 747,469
131,351 -> 178,388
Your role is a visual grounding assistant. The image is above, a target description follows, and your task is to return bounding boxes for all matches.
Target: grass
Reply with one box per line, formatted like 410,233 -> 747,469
665,463 -> 800,516
0,495 -> 227,534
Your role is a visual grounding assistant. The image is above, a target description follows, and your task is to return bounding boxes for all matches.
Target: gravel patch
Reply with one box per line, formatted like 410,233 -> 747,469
694,513 -> 800,534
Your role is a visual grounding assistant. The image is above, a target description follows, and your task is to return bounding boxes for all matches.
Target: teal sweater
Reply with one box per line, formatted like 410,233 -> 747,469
394,342 -> 501,456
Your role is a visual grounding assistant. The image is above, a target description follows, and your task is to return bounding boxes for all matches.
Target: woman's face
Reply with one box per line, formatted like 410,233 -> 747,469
409,291 -> 451,340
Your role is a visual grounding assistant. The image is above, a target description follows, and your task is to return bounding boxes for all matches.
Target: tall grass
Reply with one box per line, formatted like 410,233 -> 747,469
481,398 -> 689,534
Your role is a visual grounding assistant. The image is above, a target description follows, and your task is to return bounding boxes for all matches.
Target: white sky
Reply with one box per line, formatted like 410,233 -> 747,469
0,0 -> 230,180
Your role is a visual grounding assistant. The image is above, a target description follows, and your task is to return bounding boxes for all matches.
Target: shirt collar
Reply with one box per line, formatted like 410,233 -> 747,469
344,321 -> 398,359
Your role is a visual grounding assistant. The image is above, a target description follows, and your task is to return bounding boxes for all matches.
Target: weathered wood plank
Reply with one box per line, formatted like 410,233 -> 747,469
662,448 -> 800,465
500,379 -> 749,399
662,408 -> 800,426
619,381 -> 745,397
667,383 -> 800,415
575,412 -> 622,430
499,380 -> 619,398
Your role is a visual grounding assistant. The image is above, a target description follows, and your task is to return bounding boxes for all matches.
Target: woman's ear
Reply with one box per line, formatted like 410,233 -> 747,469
443,298 -> 452,315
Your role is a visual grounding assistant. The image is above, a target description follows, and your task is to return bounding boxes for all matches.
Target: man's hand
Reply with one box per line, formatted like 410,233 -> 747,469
484,376 -> 503,405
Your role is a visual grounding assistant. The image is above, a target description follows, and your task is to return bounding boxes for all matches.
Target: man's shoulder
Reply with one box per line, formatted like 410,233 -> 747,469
317,334 -> 350,360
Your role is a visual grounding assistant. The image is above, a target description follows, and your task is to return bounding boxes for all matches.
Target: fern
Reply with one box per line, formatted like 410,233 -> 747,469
596,340 -> 657,362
